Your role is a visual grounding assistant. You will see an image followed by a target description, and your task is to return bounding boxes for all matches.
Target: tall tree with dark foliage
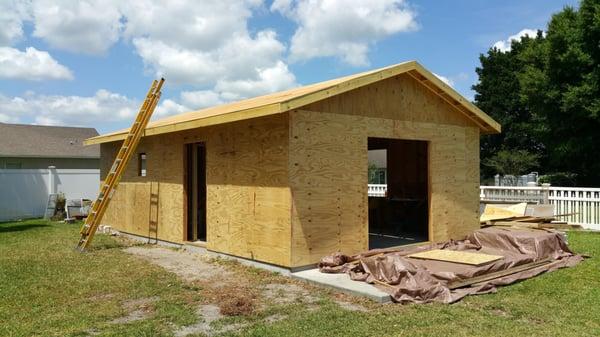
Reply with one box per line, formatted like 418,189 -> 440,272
474,0 -> 600,186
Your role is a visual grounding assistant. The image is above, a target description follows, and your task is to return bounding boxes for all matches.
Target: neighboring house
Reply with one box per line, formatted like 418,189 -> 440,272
0,123 -> 100,169
0,123 -> 100,221
87,61 -> 500,269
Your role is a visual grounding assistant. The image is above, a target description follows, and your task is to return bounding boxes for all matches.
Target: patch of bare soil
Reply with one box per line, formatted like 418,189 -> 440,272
173,304 -> 248,337
109,296 -> 159,324
334,299 -> 368,312
262,283 -> 318,305
263,313 -> 287,323
123,246 -> 232,282
123,246 -> 337,336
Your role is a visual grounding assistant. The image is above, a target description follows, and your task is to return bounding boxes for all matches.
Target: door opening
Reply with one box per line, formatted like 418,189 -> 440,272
368,138 -> 429,249
185,142 -> 206,242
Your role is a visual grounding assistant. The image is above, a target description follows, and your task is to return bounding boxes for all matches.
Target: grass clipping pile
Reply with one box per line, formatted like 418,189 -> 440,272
319,227 -> 584,304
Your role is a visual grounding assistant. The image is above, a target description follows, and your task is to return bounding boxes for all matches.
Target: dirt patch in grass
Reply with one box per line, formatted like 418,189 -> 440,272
173,304 -> 248,337
123,246 -> 232,282
198,282 -> 258,316
123,246 -> 342,335
109,296 -> 159,324
262,283 -> 318,305
334,299 -> 368,312
218,292 -> 256,316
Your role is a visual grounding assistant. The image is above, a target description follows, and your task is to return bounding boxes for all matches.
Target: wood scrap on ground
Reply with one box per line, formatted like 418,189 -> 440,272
448,258 -> 553,289
480,202 -> 581,231
407,249 -> 503,266
479,203 -> 527,223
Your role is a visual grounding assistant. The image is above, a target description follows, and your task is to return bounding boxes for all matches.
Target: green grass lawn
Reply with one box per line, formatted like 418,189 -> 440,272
1,219 -> 599,337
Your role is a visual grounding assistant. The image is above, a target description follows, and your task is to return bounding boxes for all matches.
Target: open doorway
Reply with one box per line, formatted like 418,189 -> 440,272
185,142 -> 207,242
368,138 -> 429,249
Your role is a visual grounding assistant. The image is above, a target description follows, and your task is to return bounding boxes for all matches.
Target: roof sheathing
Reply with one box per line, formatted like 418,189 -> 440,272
85,61 -> 500,145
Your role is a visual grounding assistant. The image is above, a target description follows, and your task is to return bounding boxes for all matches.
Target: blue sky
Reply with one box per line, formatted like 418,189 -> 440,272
0,0 -> 578,134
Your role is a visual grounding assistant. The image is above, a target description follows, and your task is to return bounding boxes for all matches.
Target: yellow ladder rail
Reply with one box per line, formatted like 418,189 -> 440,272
76,78 -> 164,251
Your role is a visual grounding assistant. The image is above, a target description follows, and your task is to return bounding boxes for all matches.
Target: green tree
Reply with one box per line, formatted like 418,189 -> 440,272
473,31 -> 546,178
483,149 -> 540,185
474,0 -> 600,186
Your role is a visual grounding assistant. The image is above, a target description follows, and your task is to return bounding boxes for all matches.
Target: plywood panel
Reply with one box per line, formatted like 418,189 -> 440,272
303,74 -> 475,128
408,249 -> 503,266
289,110 -> 368,267
100,114 -> 292,266
289,108 -> 481,267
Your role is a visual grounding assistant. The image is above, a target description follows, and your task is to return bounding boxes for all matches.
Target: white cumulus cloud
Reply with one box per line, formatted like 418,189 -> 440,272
271,0 -> 418,66
493,29 -> 542,52
0,0 -> 30,46
31,0 -> 123,55
0,90 -> 139,127
433,73 -> 454,87
0,47 -> 73,81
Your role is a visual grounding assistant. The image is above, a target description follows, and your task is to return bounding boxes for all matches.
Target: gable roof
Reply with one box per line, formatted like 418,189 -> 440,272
86,61 -> 500,145
0,123 -> 99,158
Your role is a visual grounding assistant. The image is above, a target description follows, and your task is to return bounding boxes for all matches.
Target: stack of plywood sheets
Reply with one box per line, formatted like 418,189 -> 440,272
480,203 -> 582,230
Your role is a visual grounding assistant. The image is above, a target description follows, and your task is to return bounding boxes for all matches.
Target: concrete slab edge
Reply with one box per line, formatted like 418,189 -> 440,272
290,273 -> 392,303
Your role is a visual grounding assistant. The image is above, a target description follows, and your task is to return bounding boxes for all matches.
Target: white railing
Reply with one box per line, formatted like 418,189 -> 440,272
368,184 -> 387,197
480,185 -> 600,230
549,187 -> 600,230
479,185 -> 548,203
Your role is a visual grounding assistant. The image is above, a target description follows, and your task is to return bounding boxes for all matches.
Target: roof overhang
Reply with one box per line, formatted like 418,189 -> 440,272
85,61 -> 500,145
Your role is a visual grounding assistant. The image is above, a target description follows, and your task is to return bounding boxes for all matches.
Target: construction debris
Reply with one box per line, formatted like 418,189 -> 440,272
407,249 -> 503,266
480,203 -> 582,230
319,227 -> 584,304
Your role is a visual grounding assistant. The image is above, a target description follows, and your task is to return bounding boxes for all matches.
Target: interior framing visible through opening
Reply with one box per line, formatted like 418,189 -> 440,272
367,137 -> 430,249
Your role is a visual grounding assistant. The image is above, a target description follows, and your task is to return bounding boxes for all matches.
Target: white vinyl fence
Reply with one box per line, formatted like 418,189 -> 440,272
369,184 -> 600,230
0,167 -> 99,221
480,185 -> 600,230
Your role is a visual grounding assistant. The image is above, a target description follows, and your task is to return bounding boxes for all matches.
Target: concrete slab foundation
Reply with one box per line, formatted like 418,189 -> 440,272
291,268 -> 392,303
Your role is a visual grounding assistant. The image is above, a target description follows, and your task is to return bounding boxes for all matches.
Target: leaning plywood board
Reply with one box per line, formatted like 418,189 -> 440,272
408,249 -> 504,266
480,203 -> 527,223
525,204 -> 555,218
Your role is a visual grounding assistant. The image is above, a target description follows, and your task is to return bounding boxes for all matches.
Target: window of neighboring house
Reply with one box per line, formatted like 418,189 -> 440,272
138,153 -> 147,177
5,162 -> 22,169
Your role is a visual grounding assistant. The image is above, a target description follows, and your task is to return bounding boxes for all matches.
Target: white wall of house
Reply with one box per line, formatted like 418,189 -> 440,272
0,168 -> 99,221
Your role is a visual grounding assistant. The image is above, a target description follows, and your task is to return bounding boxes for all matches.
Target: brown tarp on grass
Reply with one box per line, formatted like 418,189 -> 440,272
319,227 -> 584,304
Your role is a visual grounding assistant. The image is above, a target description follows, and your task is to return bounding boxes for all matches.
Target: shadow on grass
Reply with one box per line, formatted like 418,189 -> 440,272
0,223 -> 49,233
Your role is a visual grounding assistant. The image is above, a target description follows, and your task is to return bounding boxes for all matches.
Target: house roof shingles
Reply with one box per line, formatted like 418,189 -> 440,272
0,123 -> 99,158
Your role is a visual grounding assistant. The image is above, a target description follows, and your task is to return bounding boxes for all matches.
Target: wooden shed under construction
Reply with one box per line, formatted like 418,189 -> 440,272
86,61 -> 501,269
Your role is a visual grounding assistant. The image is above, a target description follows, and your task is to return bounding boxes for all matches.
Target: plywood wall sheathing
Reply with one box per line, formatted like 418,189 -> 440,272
289,73 -> 481,267
101,71 -> 483,269
100,113 -> 292,266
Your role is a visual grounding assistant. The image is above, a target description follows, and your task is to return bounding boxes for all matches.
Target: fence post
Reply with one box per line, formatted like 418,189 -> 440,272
541,183 -> 551,204
48,166 -> 56,195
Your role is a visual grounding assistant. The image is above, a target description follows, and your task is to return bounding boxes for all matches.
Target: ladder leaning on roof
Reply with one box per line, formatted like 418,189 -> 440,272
76,78 -> 164,251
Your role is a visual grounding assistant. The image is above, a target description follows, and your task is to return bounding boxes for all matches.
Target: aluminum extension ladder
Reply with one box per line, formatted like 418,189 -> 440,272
76,78 -> 164,251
